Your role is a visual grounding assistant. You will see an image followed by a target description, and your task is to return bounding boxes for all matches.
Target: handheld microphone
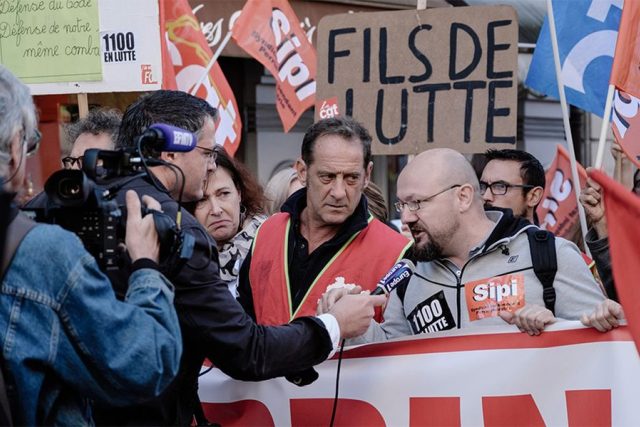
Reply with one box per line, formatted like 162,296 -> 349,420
371,259 -> 416,295
139,123 -> 197,152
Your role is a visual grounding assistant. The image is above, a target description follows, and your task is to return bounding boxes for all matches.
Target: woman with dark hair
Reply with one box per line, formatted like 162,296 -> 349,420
188,146 -> 267,295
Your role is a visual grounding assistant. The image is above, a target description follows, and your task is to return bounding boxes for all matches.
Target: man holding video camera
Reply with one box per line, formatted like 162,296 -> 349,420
90,90 -> 385,426
0,67 -> 183,425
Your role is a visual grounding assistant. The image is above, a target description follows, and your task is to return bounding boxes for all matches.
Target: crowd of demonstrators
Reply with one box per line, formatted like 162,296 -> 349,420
321,148 -> 607,343
186,146 -> 268,296
61,107 -> 121,170
86,90 -> 384,426
264,167 -> 303,214
236,116 -> 411,384
4,57 -> 634,424
0,65 -> 182,425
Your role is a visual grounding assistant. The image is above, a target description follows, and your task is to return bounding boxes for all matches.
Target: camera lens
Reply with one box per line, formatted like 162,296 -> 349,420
57,177 -> 83,201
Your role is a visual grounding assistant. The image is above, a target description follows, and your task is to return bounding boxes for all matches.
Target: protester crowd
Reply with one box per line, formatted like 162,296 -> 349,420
0,62 -> 633,425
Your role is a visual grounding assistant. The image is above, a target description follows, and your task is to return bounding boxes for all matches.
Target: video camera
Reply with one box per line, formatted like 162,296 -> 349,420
25,123 -> 197,277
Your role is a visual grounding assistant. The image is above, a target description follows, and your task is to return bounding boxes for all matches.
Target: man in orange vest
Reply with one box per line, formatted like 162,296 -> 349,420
238,116 -> 411,328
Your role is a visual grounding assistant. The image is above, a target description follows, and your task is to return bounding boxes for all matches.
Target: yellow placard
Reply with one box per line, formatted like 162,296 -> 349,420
0,0 -> 102,83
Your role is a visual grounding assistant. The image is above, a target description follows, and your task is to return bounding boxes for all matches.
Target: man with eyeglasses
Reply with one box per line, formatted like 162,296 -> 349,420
325,148 -> 605,344
61,108 -> 122,170
94,92 -> 386,426
480,149 -> 545,225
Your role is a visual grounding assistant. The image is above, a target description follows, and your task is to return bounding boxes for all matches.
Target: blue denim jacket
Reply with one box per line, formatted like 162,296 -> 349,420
0,224 -> 182,425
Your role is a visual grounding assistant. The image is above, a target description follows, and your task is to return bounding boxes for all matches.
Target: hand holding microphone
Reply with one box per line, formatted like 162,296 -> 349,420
317,259 -> 416,315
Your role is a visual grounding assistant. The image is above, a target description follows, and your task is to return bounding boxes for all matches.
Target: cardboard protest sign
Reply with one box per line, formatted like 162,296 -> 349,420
316,6 -> 518,155
0,0 -> 102,83
8,0 -> 163,95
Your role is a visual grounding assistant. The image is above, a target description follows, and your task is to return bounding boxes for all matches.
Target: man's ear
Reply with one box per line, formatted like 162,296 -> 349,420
295,158 -> 307,186
364,161 -> 373,187
457,184 -> 475,213
160,151 -> 177,163
527,186 -> 544,209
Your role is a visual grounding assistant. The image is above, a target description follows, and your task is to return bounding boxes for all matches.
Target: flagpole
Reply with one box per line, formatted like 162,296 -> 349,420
190,31 -> 233,96
594,84 -> 616,169
545,0 -> 591,256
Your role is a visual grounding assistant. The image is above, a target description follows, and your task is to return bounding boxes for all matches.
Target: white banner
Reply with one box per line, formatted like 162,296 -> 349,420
28,0 -> 162,95
198,322 -> 640,426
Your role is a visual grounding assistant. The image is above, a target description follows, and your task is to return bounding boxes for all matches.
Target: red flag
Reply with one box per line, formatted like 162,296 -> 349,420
611,89 -> 640,169
159,0 -> 242,156
610,0 -> 640,99
536,145 -> 588,238
231,0 -> 316,132
589,169 -> 640,353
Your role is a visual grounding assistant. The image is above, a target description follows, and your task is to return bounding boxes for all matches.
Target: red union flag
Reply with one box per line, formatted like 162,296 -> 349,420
611,89 -> 640,169
160,0 -> 242,156
536,145 -> 587,238
590,169 -> 640,353
610,0 -> 640,99
231,0 -> 317,132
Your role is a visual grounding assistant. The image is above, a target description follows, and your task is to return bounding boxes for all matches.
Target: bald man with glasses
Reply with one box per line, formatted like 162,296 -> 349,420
321,148 -> 606,341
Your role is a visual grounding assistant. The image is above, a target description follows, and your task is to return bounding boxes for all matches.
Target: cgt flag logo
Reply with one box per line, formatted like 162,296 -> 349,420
317,97 -> 339,119
465,273 -> 524,321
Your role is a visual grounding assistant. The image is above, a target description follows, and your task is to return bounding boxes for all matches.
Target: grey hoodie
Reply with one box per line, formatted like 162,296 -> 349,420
351,210 -> 606,344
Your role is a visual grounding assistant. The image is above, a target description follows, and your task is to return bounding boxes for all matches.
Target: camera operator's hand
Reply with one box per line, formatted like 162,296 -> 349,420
125,190 -> 161,263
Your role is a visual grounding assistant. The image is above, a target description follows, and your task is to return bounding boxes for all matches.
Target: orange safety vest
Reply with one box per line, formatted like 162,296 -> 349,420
249,212 -> 412,325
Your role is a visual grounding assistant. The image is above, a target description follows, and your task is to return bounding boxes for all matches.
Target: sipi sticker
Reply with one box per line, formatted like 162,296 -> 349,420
464,273 -> 525,321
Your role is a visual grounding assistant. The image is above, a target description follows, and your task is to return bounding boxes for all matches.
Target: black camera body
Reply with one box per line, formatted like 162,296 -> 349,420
25,147 -> 195,280
35,169 -> 121,270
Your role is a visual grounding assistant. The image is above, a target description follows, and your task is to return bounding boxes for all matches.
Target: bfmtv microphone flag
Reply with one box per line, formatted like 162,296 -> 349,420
160,0 -> 242,156
525,0 -> 622,117
232,0 -> 317,132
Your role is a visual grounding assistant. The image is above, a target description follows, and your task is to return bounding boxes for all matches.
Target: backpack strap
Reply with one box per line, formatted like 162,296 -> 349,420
1,211 -> 37,279
0,210 -> 37,426
525,228 -> 557,315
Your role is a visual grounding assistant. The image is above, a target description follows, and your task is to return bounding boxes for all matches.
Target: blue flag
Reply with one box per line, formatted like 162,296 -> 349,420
525,0 -> 622,117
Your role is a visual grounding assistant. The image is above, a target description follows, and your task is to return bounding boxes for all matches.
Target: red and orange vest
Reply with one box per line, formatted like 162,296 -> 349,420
249,213 -> 411,325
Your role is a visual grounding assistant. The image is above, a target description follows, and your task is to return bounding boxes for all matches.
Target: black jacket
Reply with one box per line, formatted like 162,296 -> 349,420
92,175 -> 333,426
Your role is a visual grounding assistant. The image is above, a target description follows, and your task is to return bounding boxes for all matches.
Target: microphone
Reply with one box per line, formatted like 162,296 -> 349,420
371,259 -> 416,295
139,123 -> 197,152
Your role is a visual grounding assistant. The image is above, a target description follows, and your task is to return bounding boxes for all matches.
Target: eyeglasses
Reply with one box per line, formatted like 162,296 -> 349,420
25,129 -> 41,157
479,181 -> 534,196
196,145 -> 217,163
394,184 -> 461,213
62,156 -> 84,169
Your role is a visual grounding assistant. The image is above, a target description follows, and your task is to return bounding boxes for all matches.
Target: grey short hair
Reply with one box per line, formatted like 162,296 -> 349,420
62,108 -> 121,155
66,108 -> 122,146
0,65 -> 37,164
